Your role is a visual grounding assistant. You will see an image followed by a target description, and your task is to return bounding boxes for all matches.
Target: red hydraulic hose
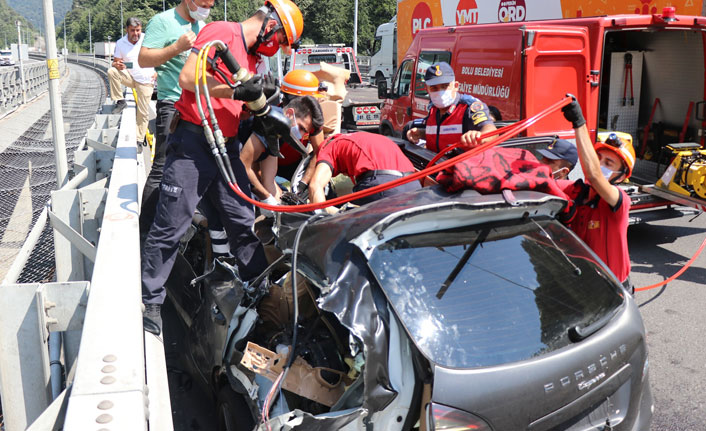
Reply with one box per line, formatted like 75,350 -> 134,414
427,143 -> 462,168
228,96 -> 572,212
426,120 -> 531,168
635,235 -> 706,292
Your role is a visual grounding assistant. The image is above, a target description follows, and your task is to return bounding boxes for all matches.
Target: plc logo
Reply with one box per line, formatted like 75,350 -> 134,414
498,0 -> 526,22
456,0 -> 478,25
411,2 -> 433,36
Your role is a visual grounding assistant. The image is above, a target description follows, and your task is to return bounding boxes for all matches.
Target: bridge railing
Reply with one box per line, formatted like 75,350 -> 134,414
0,90 -> 172,431
0,55 -> 68,119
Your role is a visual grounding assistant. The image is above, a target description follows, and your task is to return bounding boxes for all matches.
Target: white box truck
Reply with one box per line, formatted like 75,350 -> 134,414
94,41 -> 116,58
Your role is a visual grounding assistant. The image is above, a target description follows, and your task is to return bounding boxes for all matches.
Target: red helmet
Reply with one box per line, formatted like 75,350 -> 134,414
281,69 -> 324,97
595,131 -> 636,178
266,0 -> 303,47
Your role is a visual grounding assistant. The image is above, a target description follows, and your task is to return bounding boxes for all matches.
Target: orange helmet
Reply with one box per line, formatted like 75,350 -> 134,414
266,0 -> 303,47
595,131 -> 636,179
281,69 -> 323,97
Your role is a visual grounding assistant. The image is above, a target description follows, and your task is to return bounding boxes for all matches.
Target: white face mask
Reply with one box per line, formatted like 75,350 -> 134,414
289,113 -> 302,140
429,89 -> 456,109
600,165 -> 619,181
552,168 -> 567,180
188,0 -> 210,21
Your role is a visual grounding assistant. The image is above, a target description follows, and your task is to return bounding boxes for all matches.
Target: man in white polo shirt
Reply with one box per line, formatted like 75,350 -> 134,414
108,17 -> 155,146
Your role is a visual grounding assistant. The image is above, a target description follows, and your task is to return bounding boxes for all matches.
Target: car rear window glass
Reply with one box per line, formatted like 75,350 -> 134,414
367,218 -> 624,369
307,54 -> 337,65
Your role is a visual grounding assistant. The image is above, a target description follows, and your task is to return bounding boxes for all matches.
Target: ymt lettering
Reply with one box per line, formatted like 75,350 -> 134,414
457,9 -> 478,25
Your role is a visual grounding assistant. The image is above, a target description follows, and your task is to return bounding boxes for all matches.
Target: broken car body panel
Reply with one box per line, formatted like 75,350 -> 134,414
167,186 -> 652,430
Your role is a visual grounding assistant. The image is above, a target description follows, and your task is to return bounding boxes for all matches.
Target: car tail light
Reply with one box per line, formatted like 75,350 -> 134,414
428,403 -> 493,431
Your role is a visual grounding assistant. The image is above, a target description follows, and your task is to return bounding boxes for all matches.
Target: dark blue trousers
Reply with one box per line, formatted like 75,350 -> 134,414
139,100 -> 174,239
141,122 -> 267,305
352,173 -> 422,205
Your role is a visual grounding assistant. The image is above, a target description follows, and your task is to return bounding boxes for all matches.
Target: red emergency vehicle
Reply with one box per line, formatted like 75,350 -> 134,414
380,8 -> 706,216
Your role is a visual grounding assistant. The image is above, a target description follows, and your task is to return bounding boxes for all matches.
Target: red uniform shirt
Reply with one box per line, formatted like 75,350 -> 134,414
317,132 -> 415,182
175,22 -> 258,138
562,180 -> 631,283
278,139 -> 306,166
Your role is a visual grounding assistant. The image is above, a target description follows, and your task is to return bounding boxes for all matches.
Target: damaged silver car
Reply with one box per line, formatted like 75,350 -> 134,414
166,185 -> 653,431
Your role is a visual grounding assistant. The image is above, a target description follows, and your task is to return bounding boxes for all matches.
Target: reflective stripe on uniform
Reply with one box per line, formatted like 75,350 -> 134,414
425,124 -> 463,135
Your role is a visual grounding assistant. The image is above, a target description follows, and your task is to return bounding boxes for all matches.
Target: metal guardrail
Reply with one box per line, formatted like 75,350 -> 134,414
0,90 -> 172,430
0,55 -> 68,119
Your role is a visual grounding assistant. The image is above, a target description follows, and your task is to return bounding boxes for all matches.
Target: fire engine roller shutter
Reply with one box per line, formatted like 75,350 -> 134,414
522,25 -> 591,138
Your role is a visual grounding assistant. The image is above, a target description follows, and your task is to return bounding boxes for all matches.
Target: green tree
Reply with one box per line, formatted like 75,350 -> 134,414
0,0 -> 36,49
56,0 -> 396,55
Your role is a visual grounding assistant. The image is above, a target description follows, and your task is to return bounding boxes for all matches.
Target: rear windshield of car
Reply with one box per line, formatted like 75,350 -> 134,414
367,218 -> 624,369
306,54 -> 337,64
0,51 -> 11,56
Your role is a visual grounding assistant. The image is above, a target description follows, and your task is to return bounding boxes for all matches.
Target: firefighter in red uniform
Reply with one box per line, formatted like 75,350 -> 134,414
561,96 -> 635,292
274,70 -> 327,180
141,0 -> 304,335
406,62 -> 497,151
240,95 -> 323,213
309,132 -> 421,211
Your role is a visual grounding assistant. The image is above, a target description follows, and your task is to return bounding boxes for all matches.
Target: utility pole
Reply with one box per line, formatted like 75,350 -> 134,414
41,0 -> 68,187
89,9 -> 92,55
163,0 -> 165,11
353,0 -> 358,57
120,0 -> 124,38
224,0 -> 227,21
16,20 -> 26,104
63,23 -> 67,54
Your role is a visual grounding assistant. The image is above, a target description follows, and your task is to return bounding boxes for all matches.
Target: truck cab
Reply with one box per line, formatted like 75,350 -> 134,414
378,21 -> 591,138
369,17 -> 397,88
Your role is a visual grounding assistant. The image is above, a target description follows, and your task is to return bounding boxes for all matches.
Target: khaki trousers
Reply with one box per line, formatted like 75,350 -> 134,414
108,67 -> 153,142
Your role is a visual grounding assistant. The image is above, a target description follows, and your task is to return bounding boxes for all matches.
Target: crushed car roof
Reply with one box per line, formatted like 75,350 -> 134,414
277,186 -> 567,283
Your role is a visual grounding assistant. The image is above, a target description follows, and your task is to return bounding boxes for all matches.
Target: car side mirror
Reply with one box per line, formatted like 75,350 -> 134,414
378,80 -> 389,99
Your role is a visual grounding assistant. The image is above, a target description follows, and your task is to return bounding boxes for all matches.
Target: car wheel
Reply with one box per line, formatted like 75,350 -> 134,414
216,386 -> 254,431
375,72 -> 386,88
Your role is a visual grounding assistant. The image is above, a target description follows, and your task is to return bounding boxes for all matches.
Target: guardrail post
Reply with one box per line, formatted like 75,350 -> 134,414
0,282 -> 88,431
0,284 -> 52,431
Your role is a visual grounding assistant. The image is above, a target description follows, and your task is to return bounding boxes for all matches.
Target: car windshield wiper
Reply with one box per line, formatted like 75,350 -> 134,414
568,307 -> 620,342
435,228 -> 489,300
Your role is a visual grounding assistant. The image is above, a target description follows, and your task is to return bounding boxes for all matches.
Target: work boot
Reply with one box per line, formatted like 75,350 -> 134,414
112,99 -> 127,114
143,304 -> 162,335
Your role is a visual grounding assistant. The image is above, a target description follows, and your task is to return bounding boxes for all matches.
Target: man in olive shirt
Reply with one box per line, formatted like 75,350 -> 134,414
137,0 -> 213,238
